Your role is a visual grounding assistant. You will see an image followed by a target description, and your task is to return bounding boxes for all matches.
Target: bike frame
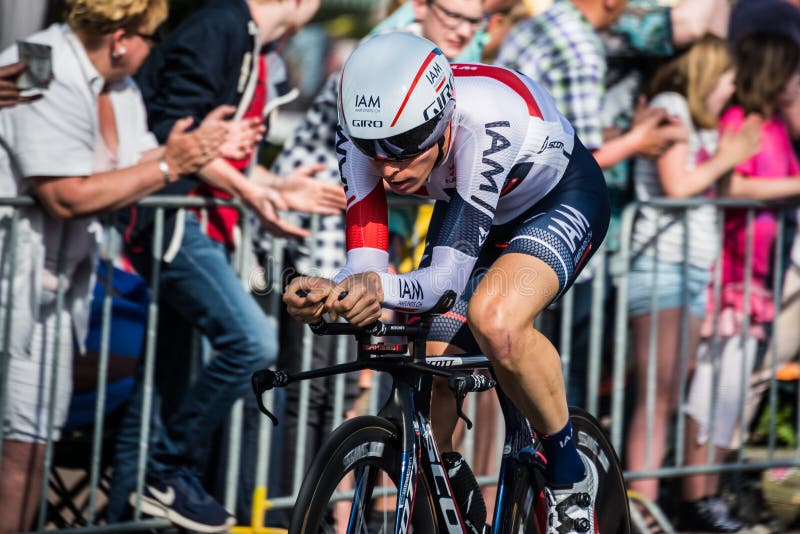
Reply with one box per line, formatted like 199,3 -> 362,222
253,315 -> 546,534
380,354 -> 542,534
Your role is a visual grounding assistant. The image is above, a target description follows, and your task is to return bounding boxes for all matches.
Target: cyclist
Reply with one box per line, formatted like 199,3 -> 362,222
284,32 -> 610,534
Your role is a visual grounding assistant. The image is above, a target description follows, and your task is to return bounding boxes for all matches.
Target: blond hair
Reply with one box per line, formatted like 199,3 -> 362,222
647,34 -> 732,129
66,0 -> 168,38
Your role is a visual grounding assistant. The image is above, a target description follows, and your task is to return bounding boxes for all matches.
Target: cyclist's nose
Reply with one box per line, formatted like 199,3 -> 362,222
377,161 -> 401,178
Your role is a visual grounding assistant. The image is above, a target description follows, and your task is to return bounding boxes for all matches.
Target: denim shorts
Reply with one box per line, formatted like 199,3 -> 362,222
627,254 -> 711,318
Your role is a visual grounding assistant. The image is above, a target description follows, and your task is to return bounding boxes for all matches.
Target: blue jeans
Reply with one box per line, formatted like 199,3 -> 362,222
106,214 -> 277,522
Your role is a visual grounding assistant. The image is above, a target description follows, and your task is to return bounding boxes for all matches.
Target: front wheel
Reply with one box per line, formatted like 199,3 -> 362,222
570,406 -> 631,534
289,416 -> 439,534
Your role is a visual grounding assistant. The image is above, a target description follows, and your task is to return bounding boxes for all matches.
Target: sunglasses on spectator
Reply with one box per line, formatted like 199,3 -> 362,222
427,0 -> 487,31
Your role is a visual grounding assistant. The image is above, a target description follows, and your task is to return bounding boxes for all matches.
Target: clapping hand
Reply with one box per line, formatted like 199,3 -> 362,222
220,116 -> 266,160
253,164 -> 347,215
242,181 -> 310,238
163,112 -> 226,176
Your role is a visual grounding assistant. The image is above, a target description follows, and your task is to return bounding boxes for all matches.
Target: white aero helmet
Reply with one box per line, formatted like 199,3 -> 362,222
338,32 -> 455,160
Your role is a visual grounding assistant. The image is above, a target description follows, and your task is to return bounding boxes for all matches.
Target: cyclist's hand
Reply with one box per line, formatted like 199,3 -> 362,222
326,272 -> 384,327
284,276 -> 336,323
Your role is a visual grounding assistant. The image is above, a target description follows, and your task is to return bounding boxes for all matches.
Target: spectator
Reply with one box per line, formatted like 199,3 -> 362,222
104,0 -> 326,531
623,35 -> 762,532
730,0 -> 800,142
727,0 -> 800,451
0,1 -> 230,532
602,0 -> 733,249
496,0 -> 684,171
267,0 -> 490,524
682,30 -> 800,532
371,0 -> 491,63
0,62 -> 41,108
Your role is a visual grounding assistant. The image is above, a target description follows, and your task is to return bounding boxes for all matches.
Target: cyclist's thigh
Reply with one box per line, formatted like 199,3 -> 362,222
498,138 -> 610,302
425,240 -> 501,355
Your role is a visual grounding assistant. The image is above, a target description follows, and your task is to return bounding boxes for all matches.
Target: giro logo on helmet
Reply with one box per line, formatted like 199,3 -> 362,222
352,120 -> 384,128
423,78 -> 454,121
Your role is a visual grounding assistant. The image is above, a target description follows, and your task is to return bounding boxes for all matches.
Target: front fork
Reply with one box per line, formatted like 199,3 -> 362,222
378,374 -> 466,534
383,373 -> 542,534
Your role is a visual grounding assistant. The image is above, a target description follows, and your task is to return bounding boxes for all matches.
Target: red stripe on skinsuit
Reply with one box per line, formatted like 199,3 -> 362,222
452,64 -> 543,118
346,182 -> 389,251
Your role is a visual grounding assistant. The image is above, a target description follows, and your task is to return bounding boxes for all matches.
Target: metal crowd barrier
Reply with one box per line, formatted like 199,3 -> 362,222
613,198 -> 800,533
1,195 -> 800,533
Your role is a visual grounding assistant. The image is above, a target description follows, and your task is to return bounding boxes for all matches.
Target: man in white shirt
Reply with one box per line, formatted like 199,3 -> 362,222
0,2 -> 225,531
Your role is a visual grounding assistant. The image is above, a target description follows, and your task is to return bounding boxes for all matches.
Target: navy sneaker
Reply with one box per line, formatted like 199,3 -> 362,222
130,472 -> 235,533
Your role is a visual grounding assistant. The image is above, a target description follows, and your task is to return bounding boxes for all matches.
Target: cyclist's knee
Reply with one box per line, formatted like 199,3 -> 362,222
467,293 -> 529,366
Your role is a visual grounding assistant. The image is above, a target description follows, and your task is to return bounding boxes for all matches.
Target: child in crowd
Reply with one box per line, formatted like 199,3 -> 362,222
682,30 -> 800,532
625,34 -> 762,532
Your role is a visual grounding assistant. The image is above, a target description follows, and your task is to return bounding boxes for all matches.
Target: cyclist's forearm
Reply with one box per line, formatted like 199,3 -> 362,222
334,248 -> 390,284
378,247 -> 474,312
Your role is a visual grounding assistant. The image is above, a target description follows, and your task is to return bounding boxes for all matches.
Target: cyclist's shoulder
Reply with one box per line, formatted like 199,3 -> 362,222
451,64 -> 565,123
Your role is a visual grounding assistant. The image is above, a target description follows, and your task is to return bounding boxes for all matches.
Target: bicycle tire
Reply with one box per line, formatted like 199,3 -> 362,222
570,406 -> 632,534
289,416 -> 439,534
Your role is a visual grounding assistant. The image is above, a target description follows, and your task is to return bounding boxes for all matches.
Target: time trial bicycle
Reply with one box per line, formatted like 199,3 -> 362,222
252,290 -> 630,533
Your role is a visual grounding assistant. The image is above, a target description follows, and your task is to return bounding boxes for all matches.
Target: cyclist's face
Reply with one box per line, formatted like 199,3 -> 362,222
414,0 -> 485,60
370,127 -> 451,195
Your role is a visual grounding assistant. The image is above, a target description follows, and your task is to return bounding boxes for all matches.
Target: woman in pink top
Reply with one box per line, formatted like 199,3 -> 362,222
683,31 -> 800,532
